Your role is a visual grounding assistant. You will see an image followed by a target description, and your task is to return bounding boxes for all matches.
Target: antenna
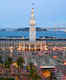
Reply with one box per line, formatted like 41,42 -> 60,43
32,2 -> 35,6
32,2 -> 35,8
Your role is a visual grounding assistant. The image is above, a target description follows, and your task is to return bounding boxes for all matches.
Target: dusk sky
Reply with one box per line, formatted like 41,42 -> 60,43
0,0 -> 66,28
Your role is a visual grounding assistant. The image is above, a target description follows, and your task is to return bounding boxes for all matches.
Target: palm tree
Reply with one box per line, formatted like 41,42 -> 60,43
16,56 -> 25,80
5,56 -> 12,67
26,62 -> 42,80
17,56 -> 25,72
2,56 -> 13,79
8,56 -> 13,67
4,56 -> 13,73
0,55 -> 3,65
0,55 -> 4,73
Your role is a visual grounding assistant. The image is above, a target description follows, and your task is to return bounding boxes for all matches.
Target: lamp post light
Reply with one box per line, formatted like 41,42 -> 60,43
17,45 -> 22,56
64,61 -> 66,66
63,47 -> 66,57
9,46 -> 14,57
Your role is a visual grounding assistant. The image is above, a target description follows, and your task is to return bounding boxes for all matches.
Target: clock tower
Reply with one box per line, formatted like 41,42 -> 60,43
29,8 -> 36,42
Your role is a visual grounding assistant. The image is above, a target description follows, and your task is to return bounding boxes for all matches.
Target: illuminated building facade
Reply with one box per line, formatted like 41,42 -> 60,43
0,8 -> 66,57
0,38 -> 46,56
0,8 -> 48,56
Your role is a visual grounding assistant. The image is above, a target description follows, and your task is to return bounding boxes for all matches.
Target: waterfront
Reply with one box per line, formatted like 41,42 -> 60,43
0,30 -> 66,80
0,2 -> 66,79
0,31 -> 66,39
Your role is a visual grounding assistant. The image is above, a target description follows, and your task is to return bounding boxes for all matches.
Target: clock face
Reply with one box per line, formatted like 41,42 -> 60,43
32,27 -> 35,31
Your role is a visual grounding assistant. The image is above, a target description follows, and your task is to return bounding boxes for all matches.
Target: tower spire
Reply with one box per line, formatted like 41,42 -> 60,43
29,6 -> 36,42
30,8 -> 36,26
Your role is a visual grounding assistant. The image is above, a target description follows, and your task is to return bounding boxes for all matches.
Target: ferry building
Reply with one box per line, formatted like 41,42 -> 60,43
0,8 -> 66,66
0,8 -> 47,56
0,8 -> 66,57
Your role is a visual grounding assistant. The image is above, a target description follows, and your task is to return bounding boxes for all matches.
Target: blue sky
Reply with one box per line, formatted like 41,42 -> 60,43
0,0 -> 66,28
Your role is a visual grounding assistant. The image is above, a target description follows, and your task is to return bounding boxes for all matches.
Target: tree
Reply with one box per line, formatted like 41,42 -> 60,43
4,56 -> 12,69
17,56 -> 25,72
3,56 -> 13,75
27,62 -> 42,80
0,55 -> 3,65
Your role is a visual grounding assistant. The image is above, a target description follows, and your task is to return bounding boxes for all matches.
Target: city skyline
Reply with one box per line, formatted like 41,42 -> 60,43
0,0 -> 66,28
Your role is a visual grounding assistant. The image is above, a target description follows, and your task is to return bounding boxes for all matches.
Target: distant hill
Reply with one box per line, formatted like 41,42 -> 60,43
1,27 -> 66,32
15,27 -> 47,32
0,29 -> 6,31
0,27 -> 47,32
36,27 -> 47,31
15,28 -> 29,31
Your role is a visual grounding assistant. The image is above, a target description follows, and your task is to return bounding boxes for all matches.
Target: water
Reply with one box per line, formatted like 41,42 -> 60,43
0,31 -> 66,38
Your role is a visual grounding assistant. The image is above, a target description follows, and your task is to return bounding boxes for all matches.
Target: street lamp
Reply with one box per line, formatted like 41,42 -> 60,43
9,46 -> 14,57
64,61 -> 66,66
